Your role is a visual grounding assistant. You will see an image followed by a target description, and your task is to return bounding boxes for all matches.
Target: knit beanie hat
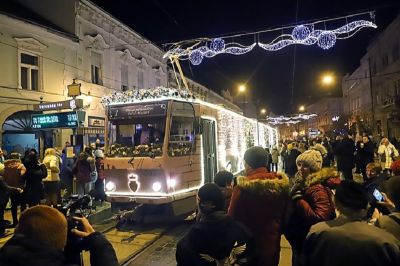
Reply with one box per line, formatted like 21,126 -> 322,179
296,150 -> 323,172
197,183 -> 224,214
244,146 -> 268,169
335,180 -> 369,210
381,176 -> 400,211
310,144 -> 327,157
16,205 -> 68,250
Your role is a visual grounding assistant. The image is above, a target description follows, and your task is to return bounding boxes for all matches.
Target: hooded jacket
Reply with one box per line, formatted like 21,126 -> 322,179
285,168 -> 339,250
228,167 -> 290,266
3,159 -> 26,188
42,149 -> 60,182
176,211 -> 257,266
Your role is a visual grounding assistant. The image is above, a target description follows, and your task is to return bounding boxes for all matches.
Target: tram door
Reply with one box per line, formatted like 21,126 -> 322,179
201,119 -> 217,183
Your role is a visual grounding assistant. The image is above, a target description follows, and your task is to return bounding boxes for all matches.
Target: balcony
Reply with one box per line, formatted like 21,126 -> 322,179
381,96 -> 400,110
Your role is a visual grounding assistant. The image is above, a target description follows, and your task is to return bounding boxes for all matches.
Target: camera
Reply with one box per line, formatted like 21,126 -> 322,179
58,195 -> 93,266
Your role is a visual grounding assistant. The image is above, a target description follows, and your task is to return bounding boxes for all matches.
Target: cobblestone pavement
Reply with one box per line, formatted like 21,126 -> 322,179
125,221 -> 292,266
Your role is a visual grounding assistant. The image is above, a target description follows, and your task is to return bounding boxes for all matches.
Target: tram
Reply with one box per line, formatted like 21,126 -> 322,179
102,87 -> 279,216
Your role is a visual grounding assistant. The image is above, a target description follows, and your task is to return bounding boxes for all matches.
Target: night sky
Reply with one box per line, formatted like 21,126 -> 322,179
92,0 -> 399,114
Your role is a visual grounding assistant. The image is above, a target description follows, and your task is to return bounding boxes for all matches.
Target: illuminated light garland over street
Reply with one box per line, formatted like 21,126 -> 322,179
163,13 -> 377,65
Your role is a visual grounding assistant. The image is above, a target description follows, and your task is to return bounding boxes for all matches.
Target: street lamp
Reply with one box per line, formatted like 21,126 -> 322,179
321,73 -> 335,86
260,108 -> 267,115
238,84 -> 246,93
237,84 -> 247,116
299,105 -> 305,112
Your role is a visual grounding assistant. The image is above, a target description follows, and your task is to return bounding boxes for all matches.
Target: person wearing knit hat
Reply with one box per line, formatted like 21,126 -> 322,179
286,150 -> 339,266
177,183 -> 257,265
296,149 -> 323,174
229,147 -> 290,266
0,205 -> 119,266
303,181 -> 400,266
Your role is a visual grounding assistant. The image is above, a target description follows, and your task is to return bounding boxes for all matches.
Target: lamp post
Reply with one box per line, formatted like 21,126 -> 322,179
238,84 -> 247,116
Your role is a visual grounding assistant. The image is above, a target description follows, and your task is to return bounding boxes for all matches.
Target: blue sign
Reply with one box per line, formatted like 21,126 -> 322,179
32,112 -> 78,129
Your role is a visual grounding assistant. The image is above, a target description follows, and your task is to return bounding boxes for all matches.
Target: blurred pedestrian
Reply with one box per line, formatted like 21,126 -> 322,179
356,136 -> 375,179
73,147 -> 96,195
303,181 -> 400,266
271,147 -> 279,172
0,148 -> 5,164
228,146 -> 290,266
334,134 -> 355,180
378,138 -> 399,174
42,148 -> 61,207
176,183 -> 257,266
285,142 -> 301,179
59,149 -> 74,199
93,149 -> 105,202
3,153 -> 26,227
23,153 -> 47,207
213,170 -> 234,212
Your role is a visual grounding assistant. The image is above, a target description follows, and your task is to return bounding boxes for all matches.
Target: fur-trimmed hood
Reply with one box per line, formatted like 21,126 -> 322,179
304,167 -> 340,188
236,170 -> 290,194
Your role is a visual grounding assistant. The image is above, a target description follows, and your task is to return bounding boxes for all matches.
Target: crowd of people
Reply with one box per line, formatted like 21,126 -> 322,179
177,134 -> 400,266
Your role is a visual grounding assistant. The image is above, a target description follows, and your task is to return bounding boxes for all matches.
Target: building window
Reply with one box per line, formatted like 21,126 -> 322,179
20,52 -> 39,90
138,71 -> 144,89
121,64 -> 128,91
382,53 -> 389,67
91,52 -> 102,85
155,78 -> 161,87
393,42 -> 399,62
395,80 -> 400,96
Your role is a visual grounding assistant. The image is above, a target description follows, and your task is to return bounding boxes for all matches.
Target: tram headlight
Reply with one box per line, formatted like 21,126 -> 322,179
105,181 -> 116,192
152,182 -> 162,192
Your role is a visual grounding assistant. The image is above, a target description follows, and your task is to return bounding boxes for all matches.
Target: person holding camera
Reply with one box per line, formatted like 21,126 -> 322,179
0,205 -> 118,266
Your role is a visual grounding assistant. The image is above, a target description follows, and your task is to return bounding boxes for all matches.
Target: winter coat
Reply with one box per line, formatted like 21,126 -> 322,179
95,157 -> 105,181
176,211 -> 257,266
375,212 -> 400,241
72,156 -> 96,183
23,159 -> 47,204
0,232 -> 119,266
43,153 -> 61,182
271,149 -> 279,164
334,138 -> 355,171
378,144 -> 399,169
3,159 -> 26,188
228,167 -> 290,266
60,154 -> 74,184
285,168 -> 339,251
0,176 -> 19,206
303,216 -> 400,266
285,148 -> 301,177
356,140 -> 375,166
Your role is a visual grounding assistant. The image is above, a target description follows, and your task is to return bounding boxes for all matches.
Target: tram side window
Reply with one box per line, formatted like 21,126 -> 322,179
169,102 -> 195,157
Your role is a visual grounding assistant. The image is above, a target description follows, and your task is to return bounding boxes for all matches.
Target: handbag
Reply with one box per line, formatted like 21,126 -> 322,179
90,167 -> 98,183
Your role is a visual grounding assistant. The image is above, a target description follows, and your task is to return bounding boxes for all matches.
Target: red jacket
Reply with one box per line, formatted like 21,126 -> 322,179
285,168 -> 339,251
228,167 -> 290,266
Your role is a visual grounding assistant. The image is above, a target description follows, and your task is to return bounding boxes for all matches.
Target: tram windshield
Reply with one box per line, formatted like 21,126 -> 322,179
107,101 -> 167,157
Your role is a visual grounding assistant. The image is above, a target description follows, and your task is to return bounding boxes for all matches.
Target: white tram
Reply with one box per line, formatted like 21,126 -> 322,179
102,87 -> 279,216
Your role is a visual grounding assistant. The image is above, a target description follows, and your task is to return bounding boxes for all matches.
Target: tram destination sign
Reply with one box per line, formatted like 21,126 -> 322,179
109,102 -> 167,120
33,99 -> 83,111
32,112 -> 78,129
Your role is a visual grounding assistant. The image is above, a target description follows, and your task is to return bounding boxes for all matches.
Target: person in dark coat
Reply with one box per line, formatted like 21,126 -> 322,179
356,136 -> 375,179
334,134 -> 355,180
363,163 -> 390,216
285,150 -> 339,266
93,149 -> 106,201
228,147 -> 290,266
303,181 -> 400,266
60,150 -> 75,199
72,148 -> 96,195
176,183 -> 257,266
0,205 -> 118,266
23,153 -> 47,207
285,143 -> 301,178
213,170 -> 234,212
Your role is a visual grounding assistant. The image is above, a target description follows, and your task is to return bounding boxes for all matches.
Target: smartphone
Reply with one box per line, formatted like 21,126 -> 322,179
373,188 -> 384,202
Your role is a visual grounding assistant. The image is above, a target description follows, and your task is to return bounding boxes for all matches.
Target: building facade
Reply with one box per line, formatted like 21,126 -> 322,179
0,0 -> 168,154
306,97 -> 343,136
342,14 -> 400,140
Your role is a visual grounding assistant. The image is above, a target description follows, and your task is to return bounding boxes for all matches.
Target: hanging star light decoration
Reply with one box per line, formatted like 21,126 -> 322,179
163,12 -> 377,65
